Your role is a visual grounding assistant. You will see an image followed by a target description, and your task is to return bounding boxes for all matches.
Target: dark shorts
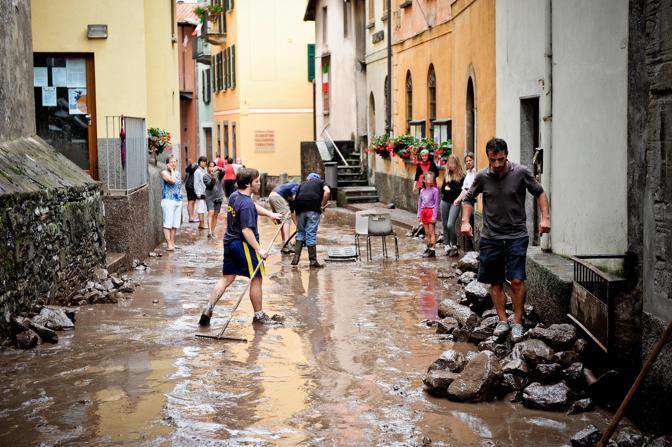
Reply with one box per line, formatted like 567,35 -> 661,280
223,180 -> 236,198
186,187 -> 197,201
477,236 -> 529,285
223,240 -> 264,278
206,198 -> 223,213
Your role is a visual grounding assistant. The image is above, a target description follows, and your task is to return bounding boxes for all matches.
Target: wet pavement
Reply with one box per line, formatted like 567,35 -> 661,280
0,211 -> 611,446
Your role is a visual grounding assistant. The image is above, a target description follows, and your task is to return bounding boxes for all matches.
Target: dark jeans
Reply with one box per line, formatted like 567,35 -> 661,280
477,236 -> 529,285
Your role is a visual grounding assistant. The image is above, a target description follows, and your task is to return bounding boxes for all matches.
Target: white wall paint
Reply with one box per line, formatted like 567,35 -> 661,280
496,0 -> 628,257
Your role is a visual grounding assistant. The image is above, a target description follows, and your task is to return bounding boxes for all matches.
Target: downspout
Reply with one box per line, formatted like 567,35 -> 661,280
541,0 -> 553,251
385,0 -> 392,135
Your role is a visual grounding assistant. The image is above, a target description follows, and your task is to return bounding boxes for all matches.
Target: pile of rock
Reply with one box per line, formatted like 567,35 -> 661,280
424,321 -> 591,413
8,306 -> 76,349
65,267 -> 137,306
570,424 -> 672,447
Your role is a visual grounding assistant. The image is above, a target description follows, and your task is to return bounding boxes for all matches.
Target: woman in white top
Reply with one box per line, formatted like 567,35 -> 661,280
455,152 -> 476,250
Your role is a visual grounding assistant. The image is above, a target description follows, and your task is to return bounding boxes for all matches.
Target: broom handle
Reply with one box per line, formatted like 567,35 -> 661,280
216,215 -> 288,338
597,320 -> 672,447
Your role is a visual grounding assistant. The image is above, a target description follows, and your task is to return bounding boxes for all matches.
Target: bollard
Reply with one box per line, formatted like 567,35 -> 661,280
279,172 -> 288,184
260,172 -> 268,197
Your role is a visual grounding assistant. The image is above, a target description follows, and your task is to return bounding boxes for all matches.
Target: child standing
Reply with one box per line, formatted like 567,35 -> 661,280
417,171 -> 439,257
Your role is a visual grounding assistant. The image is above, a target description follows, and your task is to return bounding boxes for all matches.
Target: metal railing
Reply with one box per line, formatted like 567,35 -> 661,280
102,116 -> 148,195
192,35 -> 211,64
573,255 -> 625,304
322,129 -> 349,166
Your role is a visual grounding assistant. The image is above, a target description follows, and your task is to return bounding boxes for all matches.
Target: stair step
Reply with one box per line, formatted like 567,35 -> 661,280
338,179 -> 368,186
338,172 -> 366,178
345,195 -> 379,204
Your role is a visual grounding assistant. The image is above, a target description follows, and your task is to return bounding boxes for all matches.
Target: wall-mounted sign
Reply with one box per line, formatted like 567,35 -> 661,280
372,30 -> 384,44
254,130 -> 275,152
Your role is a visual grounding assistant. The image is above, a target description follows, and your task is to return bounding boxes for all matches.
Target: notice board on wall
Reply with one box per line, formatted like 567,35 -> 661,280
254,130 -> 275,153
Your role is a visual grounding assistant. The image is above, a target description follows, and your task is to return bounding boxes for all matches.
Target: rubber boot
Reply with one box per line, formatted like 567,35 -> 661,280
308,246 -> 323,268
291,240 -> 304,266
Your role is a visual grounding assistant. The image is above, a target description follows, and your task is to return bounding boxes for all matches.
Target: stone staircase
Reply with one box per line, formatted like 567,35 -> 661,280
336,150 -> 379,205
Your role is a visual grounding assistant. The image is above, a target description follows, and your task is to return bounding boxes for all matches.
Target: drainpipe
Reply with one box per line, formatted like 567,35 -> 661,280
541,0 -> 553,251
385,0 -> 392,135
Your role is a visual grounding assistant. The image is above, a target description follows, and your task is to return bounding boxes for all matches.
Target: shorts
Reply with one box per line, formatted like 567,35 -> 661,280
196,199 -> 207,214
420,208 -> 435,225
186,187 -> 197,201
477,236 -> 529,285
161,199 -> 182,229
206,198 -> 223,213
223,240 -> 265,278
223,180 -> 236,198
269,192 -> 290,217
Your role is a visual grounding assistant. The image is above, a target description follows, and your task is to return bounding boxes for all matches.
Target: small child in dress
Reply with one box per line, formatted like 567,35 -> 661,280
417,171 -> 439,257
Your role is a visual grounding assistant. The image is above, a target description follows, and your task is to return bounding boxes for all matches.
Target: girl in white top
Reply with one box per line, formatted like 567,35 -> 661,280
456,152 -> 476,202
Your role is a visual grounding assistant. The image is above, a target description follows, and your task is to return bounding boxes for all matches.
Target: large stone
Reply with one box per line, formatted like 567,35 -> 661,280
502,358 -> 529,375
552,350 -> 580,367
10,316 -> 31,335
511,339 -> 555,365
28,321 -> 58,343
502,373 -> 530,392
437,299 -> 481,329
522,381 -> 572,411
428,349 -> 467,373
611,426 -> 648,447
567,398 -> 594,415
570,425 -> 602,447
563,362 -> 584,386
423,370 -> 460,395
649,436 -> 672,447
15,329 -> 39,349
457,251 -> 479,272
478,336 -> 513,359
435,317 -> 459,335
457,271 -> 476,285
32,306 -> 75,331
470,316 -> 500,341
527,324 -> 578,350
534,363 -> 562,383
447,350 -> 503,402
94,268 -> 109,281
465,281 -> 490,302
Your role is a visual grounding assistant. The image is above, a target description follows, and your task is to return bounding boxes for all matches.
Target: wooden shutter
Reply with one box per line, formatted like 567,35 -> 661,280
231,45 -> 236,88
307,44 -> 315,81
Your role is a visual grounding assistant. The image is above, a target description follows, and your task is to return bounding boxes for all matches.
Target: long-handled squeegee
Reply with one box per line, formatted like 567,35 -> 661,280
196,215 -> 288,342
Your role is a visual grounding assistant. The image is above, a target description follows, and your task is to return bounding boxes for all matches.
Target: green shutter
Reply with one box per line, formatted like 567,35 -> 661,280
307,44 -> 315,81
224,49 -> 228,90
231,45 -> 236,88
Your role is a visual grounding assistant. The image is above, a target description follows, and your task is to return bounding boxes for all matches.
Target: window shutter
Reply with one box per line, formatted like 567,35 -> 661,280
224,47 -> 229,89
229,0 -> 234,11
307,44 -> 315,81
231,45 -> 236,88
218,53 -> 224,91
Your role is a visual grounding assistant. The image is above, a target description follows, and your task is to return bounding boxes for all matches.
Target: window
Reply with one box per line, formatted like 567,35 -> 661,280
384,75 -> 389,131
215,53 -> 224,91
231,44 -> 236,88
232,122 -> 237,161
406,70 -> 412,132
427,65 -> 436,138
307,44 -> 315,81
224,47 -> 229,89
432,119 -> 452,145
343,1 -> 350,38
223,121 -> 229,157
217,123 -> 221,155
322,6 -> 328,43
368,0 -> 374,22
409,120 -> 425,140
214,0 -> 226,34
322,56 -> 330,115
203,69 -> 211,104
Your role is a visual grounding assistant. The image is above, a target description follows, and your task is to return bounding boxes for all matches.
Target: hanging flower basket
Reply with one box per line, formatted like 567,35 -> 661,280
392,134 -> 415,160
147,127 -> 172,161
194,5 -> 224,21
367,134 -> 394,158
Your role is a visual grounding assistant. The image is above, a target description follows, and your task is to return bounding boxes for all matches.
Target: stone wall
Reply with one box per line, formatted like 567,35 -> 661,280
0,137 -> 106,338
375,171 -> 417,212
0,0 -> 35,141
627,0 -> 672,433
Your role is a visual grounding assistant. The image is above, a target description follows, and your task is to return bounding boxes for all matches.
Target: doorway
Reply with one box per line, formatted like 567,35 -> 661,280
33,53 -> 97,178
466,77 -> 476,155
204,127 -> 213,161
520,97 -> 540,245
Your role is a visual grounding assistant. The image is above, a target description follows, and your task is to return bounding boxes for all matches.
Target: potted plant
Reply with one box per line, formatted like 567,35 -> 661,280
408,137 -> 437,164
393,134 -> 415,160
434,140 -> 452,167
367,134 -> 394,158
147,127 -> 172,164
193,4 -> 224,21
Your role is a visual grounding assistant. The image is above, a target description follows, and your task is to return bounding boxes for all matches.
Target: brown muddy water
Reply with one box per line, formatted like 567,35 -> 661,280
0,213 -> 611,446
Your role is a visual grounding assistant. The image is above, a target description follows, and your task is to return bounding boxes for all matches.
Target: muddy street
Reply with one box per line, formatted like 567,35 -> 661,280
0,214 -> 610,446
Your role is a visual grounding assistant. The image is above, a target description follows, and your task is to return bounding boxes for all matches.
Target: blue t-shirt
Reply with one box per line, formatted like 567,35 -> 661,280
273,182 -> 299,200
224,191 -> 259,243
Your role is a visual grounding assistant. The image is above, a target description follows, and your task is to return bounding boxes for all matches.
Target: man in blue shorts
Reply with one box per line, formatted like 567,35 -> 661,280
199,168 -> 283,326
461,138 -> 551,342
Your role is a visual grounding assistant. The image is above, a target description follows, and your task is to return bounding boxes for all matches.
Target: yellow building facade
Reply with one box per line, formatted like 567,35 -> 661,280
373,0 -> 495,209
31,0 -> 181,177
209,0 -> 314,176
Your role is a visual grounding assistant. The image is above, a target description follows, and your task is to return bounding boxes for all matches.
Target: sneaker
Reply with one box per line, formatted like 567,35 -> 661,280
252,311 -> 283,325
449,247 -> 459,257
423,249 -> 436,258
281,243 -> 295,254
444,246 -> 450,256
493,320 -> 510,337
199,304 -> 213,327
422,247 -> 430,256
511,323 -> 525,343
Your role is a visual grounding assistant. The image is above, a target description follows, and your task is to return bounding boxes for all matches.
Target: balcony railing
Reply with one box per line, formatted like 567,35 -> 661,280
101,116 -> 148,195
204,14 -> 227,45
192,35 -> 211,64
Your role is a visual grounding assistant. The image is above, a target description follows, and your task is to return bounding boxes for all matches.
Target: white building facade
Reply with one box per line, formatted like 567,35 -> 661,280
496,0 -> 629,257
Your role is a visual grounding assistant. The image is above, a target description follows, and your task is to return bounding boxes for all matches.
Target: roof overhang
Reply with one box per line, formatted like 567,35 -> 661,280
304,0 -> 317,21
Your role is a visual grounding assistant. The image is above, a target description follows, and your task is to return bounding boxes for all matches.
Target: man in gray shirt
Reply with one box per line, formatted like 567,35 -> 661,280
461,138 -> 551,342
